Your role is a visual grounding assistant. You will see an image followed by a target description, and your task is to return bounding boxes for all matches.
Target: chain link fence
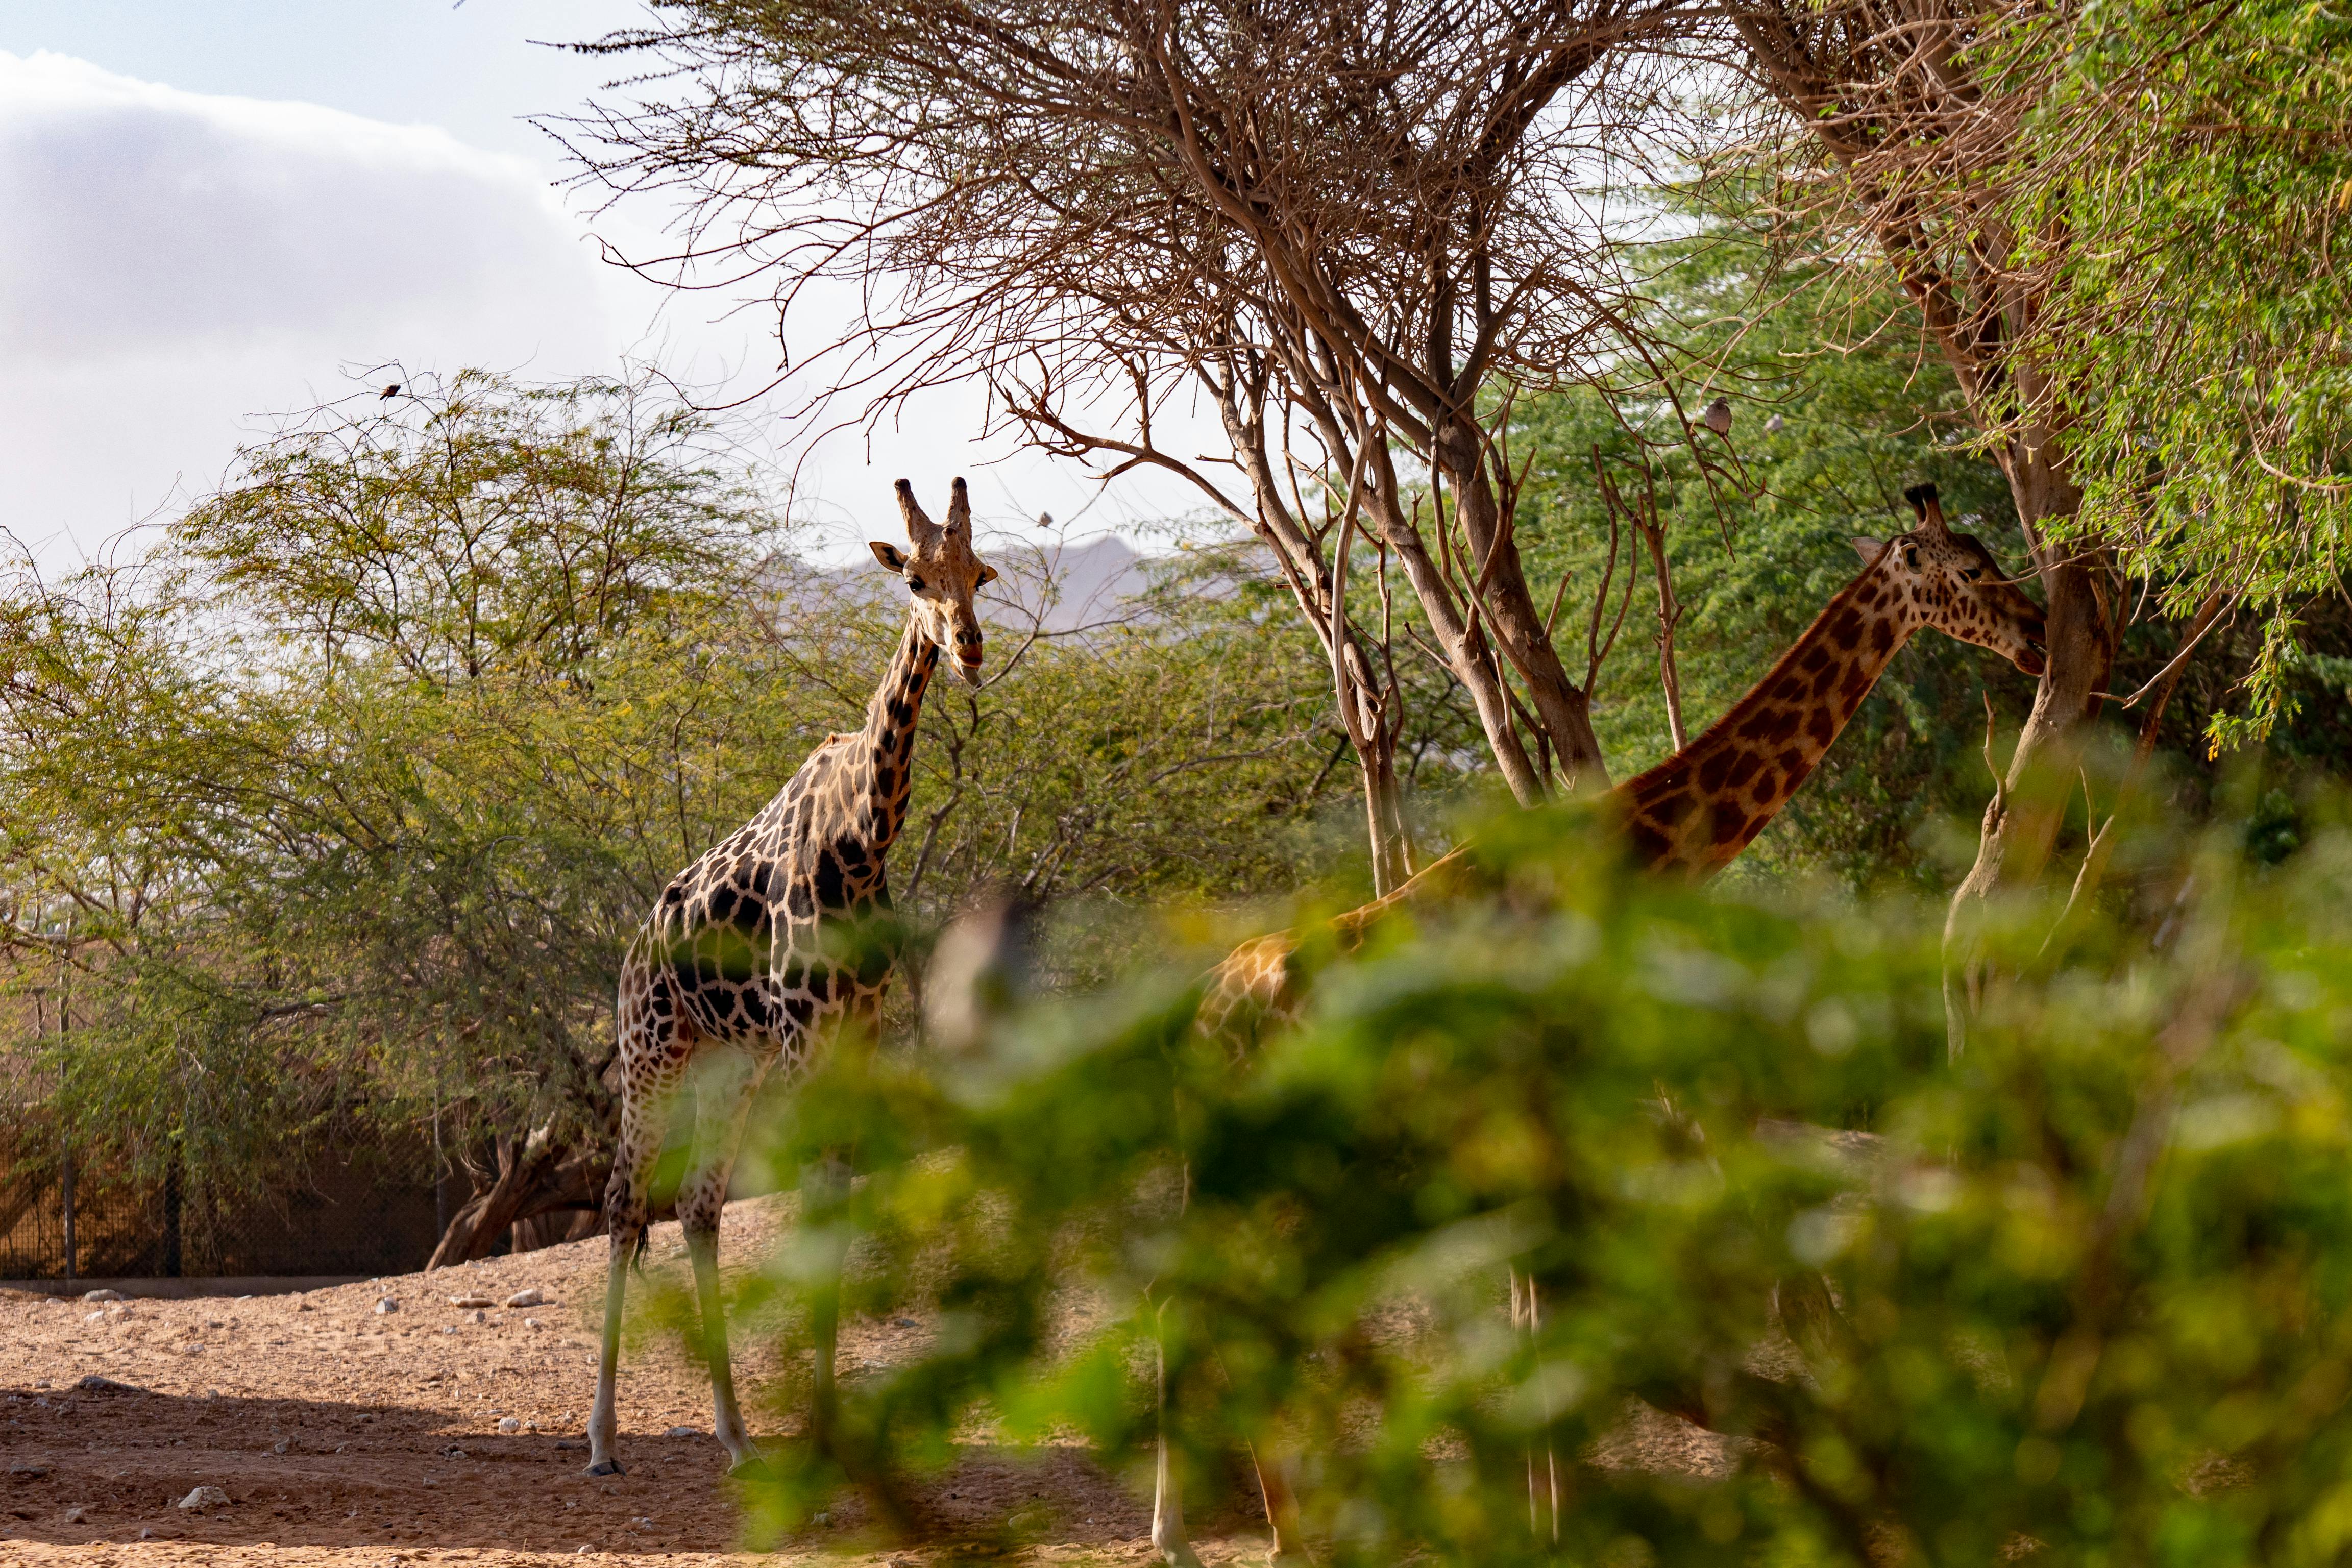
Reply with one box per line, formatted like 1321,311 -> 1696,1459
0,1138 -> 440,1281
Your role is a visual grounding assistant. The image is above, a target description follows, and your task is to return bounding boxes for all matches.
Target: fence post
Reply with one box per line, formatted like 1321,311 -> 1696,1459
58,910 -> 75,1284
433,1083 -> 448,1244
162,1154 -> 182,1278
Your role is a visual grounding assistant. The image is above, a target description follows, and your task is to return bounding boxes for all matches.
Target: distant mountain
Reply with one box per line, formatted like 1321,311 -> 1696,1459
761,532 -> 1157,635
1008,534 -> 1148,632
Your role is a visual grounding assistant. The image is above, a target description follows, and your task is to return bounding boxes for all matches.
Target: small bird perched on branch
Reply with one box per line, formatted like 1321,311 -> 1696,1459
1702,396 -> 1732,436
379,383 -> 401,401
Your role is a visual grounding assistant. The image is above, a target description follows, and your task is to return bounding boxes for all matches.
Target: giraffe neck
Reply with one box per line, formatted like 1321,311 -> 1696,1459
1615,555 -> 1921,876
847,611 -> 940,857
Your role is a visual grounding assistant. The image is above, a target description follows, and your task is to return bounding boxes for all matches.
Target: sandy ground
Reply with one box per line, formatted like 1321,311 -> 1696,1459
0,1194 -> 1738,1567
0,1194 -> 1282,1567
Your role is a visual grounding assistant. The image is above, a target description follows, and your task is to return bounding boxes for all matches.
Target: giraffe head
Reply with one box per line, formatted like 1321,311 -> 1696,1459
1852,484 -> 2048,675
869,477 -> 998,688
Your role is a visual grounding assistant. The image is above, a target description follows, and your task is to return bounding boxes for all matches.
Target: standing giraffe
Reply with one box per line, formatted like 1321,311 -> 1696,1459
1158,482 -> 2046,1563
584,478 -> 995,1478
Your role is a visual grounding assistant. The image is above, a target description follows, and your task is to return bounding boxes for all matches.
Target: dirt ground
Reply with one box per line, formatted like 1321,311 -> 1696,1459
0,1193 -> 1737,1567
0,1194 -> 1278,1567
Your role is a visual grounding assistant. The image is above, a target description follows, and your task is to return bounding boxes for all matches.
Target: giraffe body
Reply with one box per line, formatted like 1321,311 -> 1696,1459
585,479 -> 994,1478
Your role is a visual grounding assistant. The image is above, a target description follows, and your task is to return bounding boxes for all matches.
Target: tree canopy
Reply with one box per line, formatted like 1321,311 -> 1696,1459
0,372 -> 1392,1259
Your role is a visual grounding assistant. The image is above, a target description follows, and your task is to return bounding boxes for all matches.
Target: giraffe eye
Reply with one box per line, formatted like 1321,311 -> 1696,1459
906,575 -> 925,592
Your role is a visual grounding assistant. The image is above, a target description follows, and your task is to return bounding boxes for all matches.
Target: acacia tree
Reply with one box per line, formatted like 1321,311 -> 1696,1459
2002,0 -> 2352,750
1710,0 -> 2352,1029
564,0 -> 1700,889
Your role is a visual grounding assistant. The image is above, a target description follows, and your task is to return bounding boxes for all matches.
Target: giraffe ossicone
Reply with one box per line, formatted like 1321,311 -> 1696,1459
583,478 -> 995,1479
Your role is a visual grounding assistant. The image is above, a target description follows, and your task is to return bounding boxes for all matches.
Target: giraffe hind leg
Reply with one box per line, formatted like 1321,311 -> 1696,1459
680,1044 -> 774,1474
1250,1440 -> 1309,1565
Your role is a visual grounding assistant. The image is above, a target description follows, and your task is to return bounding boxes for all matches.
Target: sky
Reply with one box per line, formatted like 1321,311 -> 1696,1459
0,1 -> 1207,568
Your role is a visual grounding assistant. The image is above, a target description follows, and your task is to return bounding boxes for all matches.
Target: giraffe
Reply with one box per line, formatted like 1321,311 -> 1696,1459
1614,482 -> 2046,876
1155,481 -> 2046,1563
1195,482 -> 2045,1038
584,477 -> 996,1479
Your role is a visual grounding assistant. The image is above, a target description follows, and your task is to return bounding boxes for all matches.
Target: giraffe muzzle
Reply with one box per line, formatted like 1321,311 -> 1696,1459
955,654 -> 985,689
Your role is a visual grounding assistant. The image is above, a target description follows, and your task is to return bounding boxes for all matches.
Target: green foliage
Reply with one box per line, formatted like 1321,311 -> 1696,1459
1996,0 -> 2352,746
0,372 -> 1357,1219
721,795 -> 2352,1564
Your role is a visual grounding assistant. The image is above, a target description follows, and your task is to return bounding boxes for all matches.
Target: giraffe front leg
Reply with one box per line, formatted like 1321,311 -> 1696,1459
589,959 -> 677,1482
801,993 -> 875,1461
801,1148 -> 849,1457
1250,1440 -> 1310,1565
586,1138 -> 655,1478
1149,1313 -> 1204,1568
684,1217 -> 764,1474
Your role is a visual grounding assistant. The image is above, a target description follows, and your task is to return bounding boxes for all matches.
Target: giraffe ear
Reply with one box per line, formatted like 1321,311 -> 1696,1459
870,541 -> 910,574
977,562 -> 998,586
1850,535 -> 1889,566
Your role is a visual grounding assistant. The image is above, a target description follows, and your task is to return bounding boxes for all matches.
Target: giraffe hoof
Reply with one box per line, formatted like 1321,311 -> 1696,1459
724,1455 -> 776,1483
582,1458 -> 625,1478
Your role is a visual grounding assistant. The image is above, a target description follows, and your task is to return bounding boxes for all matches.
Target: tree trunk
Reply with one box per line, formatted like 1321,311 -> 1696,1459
1942,435 -> 2114,1051
511,1209 -> 603,1253
427,1121 -> 609,1267
1431,421 -> 1611,791
1217,374 -> 1423,888
161,1153 -> 182,1278
1359,723 -> 1413,895
1363,466 -> 1548,805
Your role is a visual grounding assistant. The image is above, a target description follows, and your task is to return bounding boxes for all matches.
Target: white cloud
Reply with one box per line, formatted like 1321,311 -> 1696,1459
0,51 -> 614,554
0,48 -> 1219,567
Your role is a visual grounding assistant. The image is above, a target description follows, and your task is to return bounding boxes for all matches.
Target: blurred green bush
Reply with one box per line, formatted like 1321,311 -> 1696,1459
717,797 -> 2352,1565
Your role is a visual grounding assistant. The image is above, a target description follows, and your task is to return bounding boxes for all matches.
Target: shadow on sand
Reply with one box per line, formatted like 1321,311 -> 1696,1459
0,1379 -> 1271,1556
